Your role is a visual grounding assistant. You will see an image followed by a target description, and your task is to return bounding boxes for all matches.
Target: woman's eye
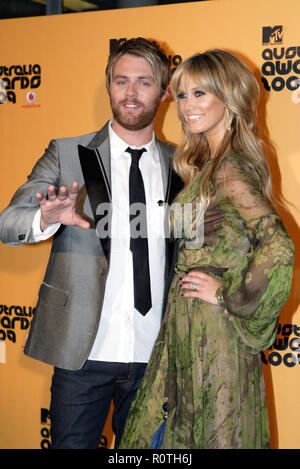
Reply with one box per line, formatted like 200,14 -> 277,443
177,92 -> 186,99
195,90 -> 205,97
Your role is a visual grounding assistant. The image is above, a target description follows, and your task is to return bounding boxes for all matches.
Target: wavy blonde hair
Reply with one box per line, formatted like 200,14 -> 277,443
170,49 -> 273,207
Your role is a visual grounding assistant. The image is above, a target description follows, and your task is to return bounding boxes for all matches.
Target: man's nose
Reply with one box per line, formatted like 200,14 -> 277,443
126,82 -> 137,97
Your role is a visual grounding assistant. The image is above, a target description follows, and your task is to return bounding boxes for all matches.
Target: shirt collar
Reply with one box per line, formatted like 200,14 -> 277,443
109,120 -> 158,163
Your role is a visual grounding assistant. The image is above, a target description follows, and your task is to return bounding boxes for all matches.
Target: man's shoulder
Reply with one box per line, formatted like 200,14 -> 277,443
156,138 -> 176,157
54,132 -> 96,147
52,122 -> 109,150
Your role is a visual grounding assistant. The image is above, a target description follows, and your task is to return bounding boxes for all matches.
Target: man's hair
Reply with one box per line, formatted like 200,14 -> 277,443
106,37 -> 170,95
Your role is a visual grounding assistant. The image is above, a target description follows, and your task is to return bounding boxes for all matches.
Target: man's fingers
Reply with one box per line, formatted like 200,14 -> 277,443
58,186 -> 68,201
37,184 -> 80,203
36,184 -> 85,229
47,185 -> 57,200
76,216 -> 90,230
69,182 -> 79,200
36,192 -> 45,203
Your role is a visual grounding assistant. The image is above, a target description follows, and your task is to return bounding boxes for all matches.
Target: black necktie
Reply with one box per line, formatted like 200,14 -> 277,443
127,147 -> 152,316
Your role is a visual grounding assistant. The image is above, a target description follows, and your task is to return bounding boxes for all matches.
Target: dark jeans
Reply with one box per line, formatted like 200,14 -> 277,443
49,360 -> 147,449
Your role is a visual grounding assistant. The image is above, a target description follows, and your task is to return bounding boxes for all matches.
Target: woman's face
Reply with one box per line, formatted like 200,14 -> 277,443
177,74 -> 226,153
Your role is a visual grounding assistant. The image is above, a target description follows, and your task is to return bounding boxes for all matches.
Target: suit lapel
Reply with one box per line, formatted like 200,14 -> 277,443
78,123 -> 112,261
156,140 -> 183,297
156,139 -> 183,205
78,128 -> 183,265
156,139 -> 170,200
167,168 -> 184,205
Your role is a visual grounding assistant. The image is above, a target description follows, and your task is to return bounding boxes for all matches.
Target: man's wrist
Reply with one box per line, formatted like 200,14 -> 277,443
32,209 -> 61,240
40,217 -> 52,232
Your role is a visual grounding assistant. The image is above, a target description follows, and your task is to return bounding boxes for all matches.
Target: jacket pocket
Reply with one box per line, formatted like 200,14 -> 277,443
38,282 -> 69,306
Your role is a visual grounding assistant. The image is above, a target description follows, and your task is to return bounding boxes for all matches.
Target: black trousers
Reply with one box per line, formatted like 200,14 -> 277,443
49,360 -> 147,449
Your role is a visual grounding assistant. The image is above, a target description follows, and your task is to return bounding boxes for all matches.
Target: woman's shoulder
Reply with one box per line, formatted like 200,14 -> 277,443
214,149 -> 261,188
218,148 -> 250,168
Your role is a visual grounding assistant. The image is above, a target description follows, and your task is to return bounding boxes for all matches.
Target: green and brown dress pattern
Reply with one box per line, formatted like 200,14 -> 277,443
120,151 -> 294,449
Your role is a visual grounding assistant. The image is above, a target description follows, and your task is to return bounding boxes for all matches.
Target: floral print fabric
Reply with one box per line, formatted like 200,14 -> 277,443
119,151 -> 294,449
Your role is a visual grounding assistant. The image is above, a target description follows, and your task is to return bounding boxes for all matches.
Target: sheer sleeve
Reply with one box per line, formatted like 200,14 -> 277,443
214,153 -> 294,353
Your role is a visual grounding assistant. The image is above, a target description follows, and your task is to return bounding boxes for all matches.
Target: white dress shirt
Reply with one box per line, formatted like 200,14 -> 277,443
32,122 -> 166,363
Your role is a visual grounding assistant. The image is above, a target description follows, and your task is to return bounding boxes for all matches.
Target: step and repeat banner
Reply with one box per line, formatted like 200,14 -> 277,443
0,0 -> 299,449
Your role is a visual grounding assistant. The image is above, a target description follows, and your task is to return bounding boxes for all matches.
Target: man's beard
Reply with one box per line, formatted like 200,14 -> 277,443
110,97 -> 161,131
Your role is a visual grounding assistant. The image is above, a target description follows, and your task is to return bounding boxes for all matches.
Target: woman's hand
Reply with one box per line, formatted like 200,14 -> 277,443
180,271 -> 221,305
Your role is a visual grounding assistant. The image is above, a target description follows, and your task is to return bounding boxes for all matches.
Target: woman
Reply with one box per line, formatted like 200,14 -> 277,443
119,50 -> 294,449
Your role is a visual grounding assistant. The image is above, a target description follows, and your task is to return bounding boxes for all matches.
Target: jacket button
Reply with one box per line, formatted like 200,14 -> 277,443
99,268 -> 107,275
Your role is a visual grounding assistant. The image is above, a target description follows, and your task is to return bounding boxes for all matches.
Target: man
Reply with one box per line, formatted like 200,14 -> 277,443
0,38 -> 182,449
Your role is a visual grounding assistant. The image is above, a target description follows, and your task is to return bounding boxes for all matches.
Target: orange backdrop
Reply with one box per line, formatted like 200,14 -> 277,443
0,0 -> 299,449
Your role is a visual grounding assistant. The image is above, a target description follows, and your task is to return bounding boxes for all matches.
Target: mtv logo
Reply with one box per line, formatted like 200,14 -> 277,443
262,26 -> 283,45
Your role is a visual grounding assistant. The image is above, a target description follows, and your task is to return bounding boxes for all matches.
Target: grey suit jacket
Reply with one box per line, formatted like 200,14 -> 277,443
0,122 -> 183,370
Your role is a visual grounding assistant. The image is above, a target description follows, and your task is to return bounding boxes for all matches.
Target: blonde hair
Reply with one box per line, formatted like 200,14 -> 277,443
170,49 -> 273,207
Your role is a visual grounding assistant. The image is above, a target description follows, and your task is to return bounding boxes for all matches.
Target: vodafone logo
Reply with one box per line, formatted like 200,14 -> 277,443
26,91 -> 36,103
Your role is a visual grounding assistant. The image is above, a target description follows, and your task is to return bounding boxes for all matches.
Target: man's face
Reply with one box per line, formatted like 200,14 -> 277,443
109,54 -> 165,132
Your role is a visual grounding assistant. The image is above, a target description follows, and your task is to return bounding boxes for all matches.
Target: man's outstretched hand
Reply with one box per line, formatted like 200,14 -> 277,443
36,182 -> 90,232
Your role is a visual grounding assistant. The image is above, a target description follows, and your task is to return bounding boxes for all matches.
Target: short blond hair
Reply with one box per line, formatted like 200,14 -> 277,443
106,37 -> 170,96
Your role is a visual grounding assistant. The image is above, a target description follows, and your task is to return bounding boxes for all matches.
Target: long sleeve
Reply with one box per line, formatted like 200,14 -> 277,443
31,209 -> 61,241
214,153 -> 294,353
0,140 -> 60,245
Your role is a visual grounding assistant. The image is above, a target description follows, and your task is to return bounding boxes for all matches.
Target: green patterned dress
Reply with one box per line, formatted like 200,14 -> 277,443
119,151 -> 294,449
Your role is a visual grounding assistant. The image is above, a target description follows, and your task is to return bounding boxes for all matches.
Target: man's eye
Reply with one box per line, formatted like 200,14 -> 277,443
140,81 -> 151,86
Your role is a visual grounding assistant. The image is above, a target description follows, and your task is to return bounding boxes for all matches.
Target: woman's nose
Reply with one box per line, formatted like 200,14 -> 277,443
185,95 -> 196,111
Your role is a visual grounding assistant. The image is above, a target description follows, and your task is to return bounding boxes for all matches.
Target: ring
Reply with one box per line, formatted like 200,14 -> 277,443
191,282 -> 198,291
